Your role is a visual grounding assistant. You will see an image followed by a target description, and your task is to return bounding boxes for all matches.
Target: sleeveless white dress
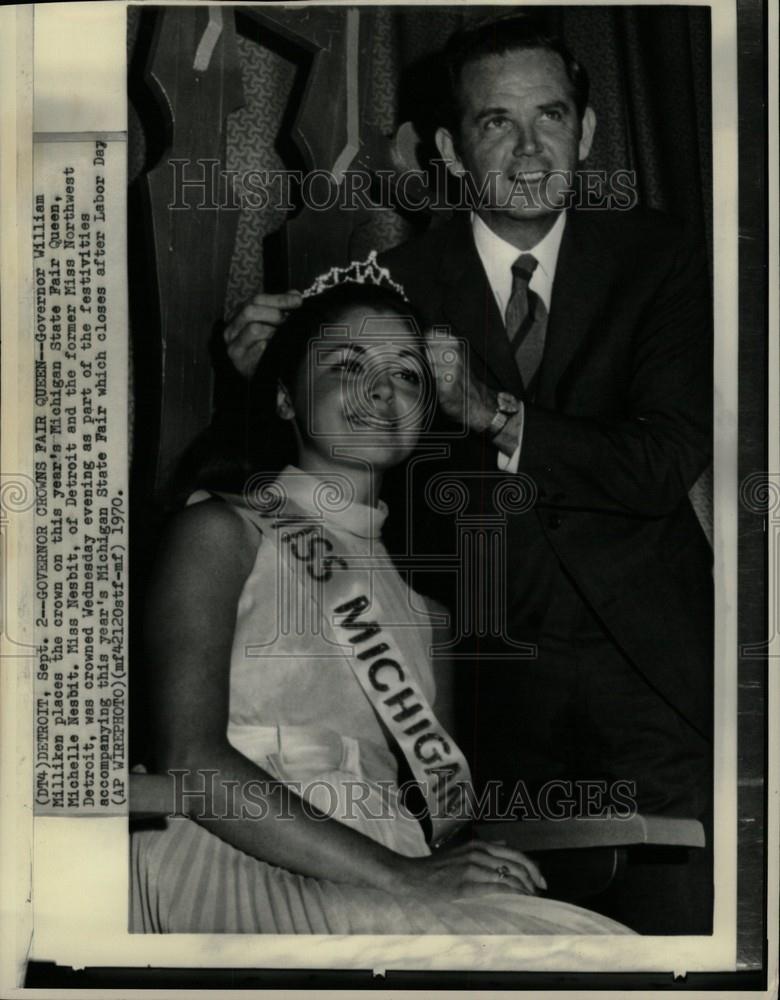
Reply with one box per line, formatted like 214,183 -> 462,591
130,468 -> 630,934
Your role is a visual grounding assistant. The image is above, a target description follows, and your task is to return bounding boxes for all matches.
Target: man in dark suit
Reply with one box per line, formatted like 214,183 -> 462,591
225,16 -> 713,933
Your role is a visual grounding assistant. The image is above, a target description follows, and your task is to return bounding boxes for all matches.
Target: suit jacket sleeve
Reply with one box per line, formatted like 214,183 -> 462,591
516,231 -> 712,517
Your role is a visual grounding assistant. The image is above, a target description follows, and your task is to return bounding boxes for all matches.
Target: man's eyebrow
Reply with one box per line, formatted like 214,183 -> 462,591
474,105 -> 511,122
398,347 -> 424,361
538,99 -> 572,112
473,99 -> 574,122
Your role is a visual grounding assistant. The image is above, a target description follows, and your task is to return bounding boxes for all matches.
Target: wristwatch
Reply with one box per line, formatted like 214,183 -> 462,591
487,391 -> 521,438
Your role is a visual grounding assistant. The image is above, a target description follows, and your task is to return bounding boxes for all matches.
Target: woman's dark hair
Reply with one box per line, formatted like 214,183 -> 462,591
171,282 -> 426,504
441,14 -> 590,134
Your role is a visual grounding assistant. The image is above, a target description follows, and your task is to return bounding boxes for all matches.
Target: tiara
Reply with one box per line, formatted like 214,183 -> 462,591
300,250 -> 408,301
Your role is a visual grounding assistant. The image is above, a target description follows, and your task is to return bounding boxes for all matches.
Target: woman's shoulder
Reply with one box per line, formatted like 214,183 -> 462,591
161,496 -> 263,579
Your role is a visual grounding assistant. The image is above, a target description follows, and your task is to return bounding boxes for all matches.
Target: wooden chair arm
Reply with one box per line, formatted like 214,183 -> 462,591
129,771 -> 177,818
477,816 -> 705,905
476,815 -> 705,852
131,772 -> 704,849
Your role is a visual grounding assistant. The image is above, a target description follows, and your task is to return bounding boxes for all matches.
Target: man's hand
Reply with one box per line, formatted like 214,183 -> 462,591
223,290 -> 303,379
424,330 -> 495,433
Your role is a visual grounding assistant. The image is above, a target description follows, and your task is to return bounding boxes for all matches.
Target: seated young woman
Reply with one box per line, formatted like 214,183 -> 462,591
131,265 -> 630,934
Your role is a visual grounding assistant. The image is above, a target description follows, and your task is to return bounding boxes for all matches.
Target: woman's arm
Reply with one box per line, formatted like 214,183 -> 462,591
145,499 -> 410,890
145,500 -> 543,897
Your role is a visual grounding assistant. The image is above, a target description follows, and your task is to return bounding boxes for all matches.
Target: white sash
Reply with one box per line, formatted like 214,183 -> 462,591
255,502 -> 472,847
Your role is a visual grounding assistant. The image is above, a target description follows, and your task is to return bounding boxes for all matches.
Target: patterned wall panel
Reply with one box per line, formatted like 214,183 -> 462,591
224,29 -> 298,318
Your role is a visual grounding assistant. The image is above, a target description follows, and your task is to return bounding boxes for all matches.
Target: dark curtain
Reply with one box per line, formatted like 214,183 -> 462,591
559,5 -> 712,260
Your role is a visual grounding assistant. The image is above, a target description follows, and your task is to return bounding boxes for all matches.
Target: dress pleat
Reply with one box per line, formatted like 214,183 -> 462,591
131,815 -> 629,935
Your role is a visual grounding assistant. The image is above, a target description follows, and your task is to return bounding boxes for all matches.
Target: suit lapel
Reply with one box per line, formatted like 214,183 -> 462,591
535,212 -> 617,406
434,213 -> 618,403
436,217 -> 526,398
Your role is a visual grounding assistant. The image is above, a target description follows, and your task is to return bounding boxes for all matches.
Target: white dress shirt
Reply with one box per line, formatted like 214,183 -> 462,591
471,211 -> 567,472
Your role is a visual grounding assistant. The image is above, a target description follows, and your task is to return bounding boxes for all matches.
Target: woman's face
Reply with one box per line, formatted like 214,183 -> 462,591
283,306 -> 431,471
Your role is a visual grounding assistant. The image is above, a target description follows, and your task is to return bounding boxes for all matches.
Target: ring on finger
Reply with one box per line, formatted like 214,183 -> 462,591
496,864 -> 510,880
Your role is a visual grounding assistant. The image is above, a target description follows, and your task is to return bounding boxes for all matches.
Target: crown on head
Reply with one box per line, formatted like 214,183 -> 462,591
300,250 -> 408,301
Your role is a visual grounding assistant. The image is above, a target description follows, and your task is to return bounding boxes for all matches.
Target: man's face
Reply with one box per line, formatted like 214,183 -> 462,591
436,47 -> 596,234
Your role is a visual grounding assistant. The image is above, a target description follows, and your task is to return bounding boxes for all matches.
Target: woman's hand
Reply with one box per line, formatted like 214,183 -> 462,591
395,838 -> 547,901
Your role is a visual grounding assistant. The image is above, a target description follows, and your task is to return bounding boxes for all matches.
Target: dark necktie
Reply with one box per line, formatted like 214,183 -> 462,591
505,253 -> 548,397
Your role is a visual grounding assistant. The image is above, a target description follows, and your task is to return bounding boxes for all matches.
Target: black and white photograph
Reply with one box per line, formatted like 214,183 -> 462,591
127,0 -> 717,938
0,0 -> 776,993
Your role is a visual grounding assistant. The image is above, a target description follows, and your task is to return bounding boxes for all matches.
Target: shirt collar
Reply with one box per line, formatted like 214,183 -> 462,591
471,211 -> 566,316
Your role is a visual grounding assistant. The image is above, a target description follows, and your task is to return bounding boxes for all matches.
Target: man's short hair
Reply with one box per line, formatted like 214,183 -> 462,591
442,14 -> 590,133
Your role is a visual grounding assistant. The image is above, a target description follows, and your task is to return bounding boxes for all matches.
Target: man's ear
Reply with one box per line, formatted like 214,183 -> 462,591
435,126 -> 466,178
578,107 -> 597,161
276,382 -> 295,421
